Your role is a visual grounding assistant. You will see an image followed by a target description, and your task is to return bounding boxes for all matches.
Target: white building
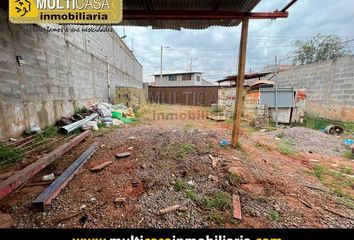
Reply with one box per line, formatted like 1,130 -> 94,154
153,72 -> 214,87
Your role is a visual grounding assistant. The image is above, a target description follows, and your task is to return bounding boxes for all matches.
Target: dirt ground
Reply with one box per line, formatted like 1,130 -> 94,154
1,104 -> 354,228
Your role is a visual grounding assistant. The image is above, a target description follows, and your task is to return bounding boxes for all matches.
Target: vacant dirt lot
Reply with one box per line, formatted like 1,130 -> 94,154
1,105 -> 353,228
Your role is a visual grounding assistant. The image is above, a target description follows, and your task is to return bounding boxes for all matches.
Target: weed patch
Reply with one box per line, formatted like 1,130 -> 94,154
342,150 -> 354,159
165,143 -> 195,160
186,188 -> 199,202
207,211 -> 226,225
269,210 -> 279,221
279,140 -> 294,155
172,179 -> 188,192
202,191 -> 231,211
0,143 -> 24,169
229,172 -> 242,185
314,164 -> 326,181
302,115 -> 354,133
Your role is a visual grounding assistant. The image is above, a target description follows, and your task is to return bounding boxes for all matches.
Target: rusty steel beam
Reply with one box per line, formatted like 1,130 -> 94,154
123,10 -> 289,20
0,131 -> 91,200
33,142 -> 98,210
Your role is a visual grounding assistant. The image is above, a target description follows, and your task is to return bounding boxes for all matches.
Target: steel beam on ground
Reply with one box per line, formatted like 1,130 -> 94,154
0,131 -> 91,200
32,142 -> 98,210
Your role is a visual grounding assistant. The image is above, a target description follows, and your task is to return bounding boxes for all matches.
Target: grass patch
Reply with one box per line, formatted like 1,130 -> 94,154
278,140 -> 294,155
166,143 -> 195,159
341,166 -> 353,175
269,210 -> 279,221
302,115 -> 354,133
198,143 -> 213,155
333,188 -> 346,198
276,132 -> 284,138
186,188 -> 199,202
172,179 -> 188,192
0,143 -> 25,169
133,108 -> 144,118
338,198 -> 354,209
10,205 -> 18,213
229,172 -> 242,185
225,118 -> 233,125
342,150 -> 354,160
202,191 -> 231,211
207,211 -> 226,225
314,164 -> 326,181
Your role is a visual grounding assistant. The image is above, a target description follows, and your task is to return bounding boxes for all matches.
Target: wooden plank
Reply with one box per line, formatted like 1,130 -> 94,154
208,115 -> 226,121
158,204 -> 181,215
7,135 -> 35,147
90,161 -> 113,172
32,143 -> 98,210
0,131 -> 91,200
233,194 -> 242,220
231,17 -> 249,147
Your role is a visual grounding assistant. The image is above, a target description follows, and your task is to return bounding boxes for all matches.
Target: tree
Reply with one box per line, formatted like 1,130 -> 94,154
292,34 -> 352,65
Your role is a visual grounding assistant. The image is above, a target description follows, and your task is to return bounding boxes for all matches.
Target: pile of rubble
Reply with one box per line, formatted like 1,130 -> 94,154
56,102 -> 136,133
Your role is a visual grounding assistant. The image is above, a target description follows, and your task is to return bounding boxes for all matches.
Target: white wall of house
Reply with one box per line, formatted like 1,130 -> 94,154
154,73 -> 210,86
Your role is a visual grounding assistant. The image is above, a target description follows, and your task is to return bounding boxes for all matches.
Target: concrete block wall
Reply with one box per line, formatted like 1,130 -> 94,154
0,9 -> 143,139
276,56 -> 354,122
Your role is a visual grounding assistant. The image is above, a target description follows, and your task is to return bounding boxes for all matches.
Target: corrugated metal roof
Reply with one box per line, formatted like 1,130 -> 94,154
120,0 -> 261,30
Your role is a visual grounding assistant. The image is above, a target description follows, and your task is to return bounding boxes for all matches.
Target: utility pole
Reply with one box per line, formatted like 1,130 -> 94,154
160,45 -> 163,81
231,17 -> 249,148
274,55 -> 278,127
190,58 -> 198,72
160,46 -> 169,80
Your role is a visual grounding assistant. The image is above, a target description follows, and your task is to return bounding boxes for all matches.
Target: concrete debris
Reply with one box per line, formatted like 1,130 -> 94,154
187,180 -> 194,186
42,173 -> 55,182
97,104 -> 112,117
80,204 -> 87,210
209,154 -> 219,168
25,125 -> 41,135
208,175 -> 219,182
116,152 -> 132,158
114,197 -> 127,204
90,161 -> 113,172
82,121 -> 98,131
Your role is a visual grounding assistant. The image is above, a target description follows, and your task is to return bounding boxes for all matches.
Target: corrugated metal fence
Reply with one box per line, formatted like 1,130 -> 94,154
148,86 -> 220,106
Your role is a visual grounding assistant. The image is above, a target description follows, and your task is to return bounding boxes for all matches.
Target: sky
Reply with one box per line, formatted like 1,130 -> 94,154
114,0 -> 354,83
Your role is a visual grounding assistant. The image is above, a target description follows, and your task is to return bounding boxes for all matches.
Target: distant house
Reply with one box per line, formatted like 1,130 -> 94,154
153,72 -> 214,87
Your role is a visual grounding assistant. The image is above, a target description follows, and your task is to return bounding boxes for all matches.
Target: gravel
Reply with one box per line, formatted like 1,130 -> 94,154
264,127 -> 348,156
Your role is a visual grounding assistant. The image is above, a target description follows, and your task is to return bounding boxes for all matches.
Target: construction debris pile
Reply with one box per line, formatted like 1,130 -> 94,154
56,102 -> 137,133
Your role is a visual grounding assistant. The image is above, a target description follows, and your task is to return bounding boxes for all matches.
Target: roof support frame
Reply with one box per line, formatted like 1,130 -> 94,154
123,10 -> 288,20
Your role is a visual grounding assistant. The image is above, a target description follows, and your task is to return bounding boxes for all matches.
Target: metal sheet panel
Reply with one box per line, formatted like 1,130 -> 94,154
260,88 -> 294,107
120,0 -> 261,30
